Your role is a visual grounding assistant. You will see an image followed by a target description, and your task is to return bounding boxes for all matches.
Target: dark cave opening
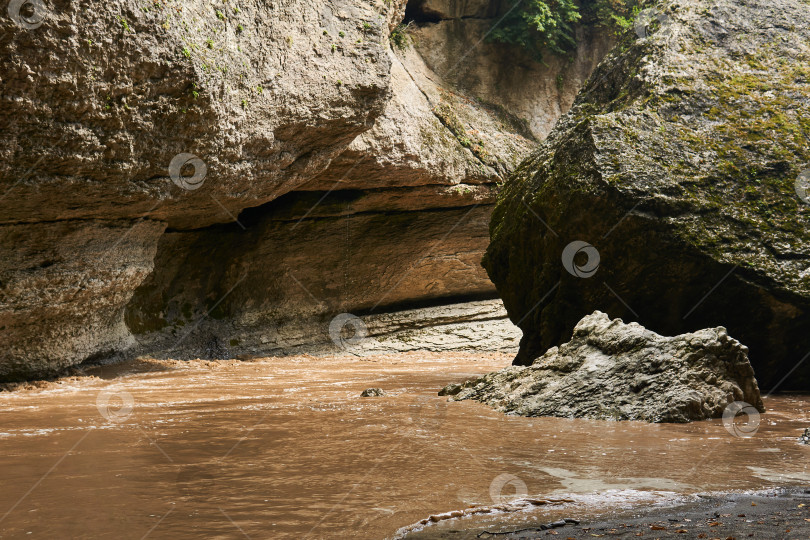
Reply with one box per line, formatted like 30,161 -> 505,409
403,0 -> 444,24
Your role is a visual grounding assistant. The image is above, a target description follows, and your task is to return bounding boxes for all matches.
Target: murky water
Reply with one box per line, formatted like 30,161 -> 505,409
1,353 -> 808,539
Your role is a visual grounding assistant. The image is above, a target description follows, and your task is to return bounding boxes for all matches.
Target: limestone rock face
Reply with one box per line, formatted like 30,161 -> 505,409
443,311 -> 764,423
123,4 -> 613,361
0,0 -> 402,381
483,0 -> 810,390
126,204 -> 497,343
0,0 -> 400,229
0,221 -> 165,380
0,0 -> 611,380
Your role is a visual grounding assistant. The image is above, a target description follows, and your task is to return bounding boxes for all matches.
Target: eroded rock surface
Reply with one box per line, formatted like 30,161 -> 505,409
1,0 -> 610,380
0,0 -> 406,380
0,220 -> 165,380
122,4 -> 613,363
483,0 -> 810,390
443,312 -> 764,423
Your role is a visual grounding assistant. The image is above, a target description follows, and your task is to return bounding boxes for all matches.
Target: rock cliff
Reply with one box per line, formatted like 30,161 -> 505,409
1,0 -> 612,379
483,0 -> 810,391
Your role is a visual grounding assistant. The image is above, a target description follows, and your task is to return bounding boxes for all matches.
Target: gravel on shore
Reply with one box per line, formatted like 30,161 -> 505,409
403,488 -> 810,539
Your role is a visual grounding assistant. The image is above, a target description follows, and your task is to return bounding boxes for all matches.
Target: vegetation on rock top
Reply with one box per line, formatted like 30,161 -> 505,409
489,0 -> 646,61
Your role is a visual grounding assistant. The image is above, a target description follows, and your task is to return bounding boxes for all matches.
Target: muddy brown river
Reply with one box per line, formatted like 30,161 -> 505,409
1,353 -> 808,539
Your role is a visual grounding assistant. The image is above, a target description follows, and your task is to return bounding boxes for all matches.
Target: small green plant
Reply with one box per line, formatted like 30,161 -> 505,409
216,10 -> 225,21
118,16 -> 131,32
206,38 -> 214,48
338,31 -> 345,38
241,98 -> 248,108
362,21 -> 371,30
256,85 -> 263,94
182,47 -> 191,58
237,24 -> 244,33
323,30 -> 328,35
389,22 -> 411,50
451,184 -> 474,195
331,43 -> 336,52
233,7 -> 240,14
336,80 -> 343,86
556,73 -> 564,91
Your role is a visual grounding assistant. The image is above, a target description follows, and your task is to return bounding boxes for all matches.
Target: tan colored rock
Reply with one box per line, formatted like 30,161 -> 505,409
0,220 -> 164,380
0,0 -> 611,379
0,0 -> 401,229
127,205 -> 496,341
0,0 -> 402,380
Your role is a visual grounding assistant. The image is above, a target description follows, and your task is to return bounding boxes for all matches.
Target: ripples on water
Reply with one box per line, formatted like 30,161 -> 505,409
0,353 -> 808,538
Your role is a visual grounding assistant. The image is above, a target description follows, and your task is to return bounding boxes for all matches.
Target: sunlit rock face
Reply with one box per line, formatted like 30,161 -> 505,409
483,0 -> 810,390
124,3 -> 614,362
444,311 -> 764,423
0,0 -> 612,380
0,0 -> 400,380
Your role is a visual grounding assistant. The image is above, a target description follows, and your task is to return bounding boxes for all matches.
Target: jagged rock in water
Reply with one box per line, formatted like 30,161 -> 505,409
800,428 -> 810,445
442,312 -> 764,423
360,388 -> 386,397
482,0 -> 810,391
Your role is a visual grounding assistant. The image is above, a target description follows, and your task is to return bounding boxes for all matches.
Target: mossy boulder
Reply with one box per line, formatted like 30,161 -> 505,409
483,0 -> 810,391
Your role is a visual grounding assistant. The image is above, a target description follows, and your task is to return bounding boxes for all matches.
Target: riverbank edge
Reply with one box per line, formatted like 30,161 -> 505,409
402,487 -> 810,539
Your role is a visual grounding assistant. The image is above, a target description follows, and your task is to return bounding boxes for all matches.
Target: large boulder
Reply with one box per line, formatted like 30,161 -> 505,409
483,0 -> 810,391
442,311 -> 764,423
